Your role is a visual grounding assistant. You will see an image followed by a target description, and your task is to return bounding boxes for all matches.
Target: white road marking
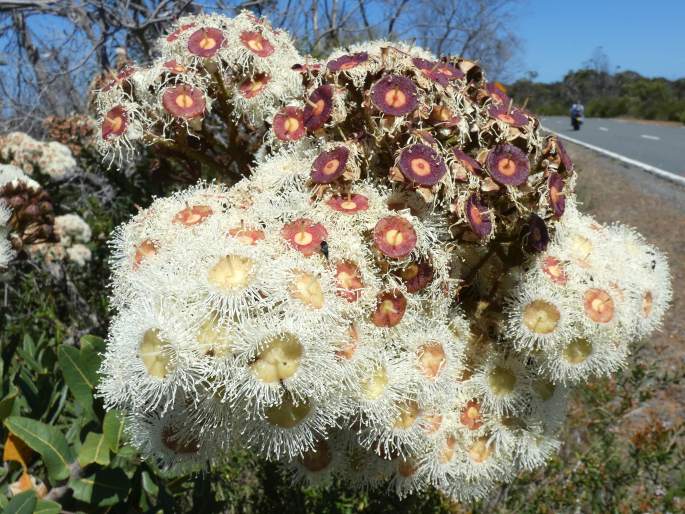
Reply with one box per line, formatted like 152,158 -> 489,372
640,134 -> 660,140
541,126 -> 685,187
599,127 -> 609,131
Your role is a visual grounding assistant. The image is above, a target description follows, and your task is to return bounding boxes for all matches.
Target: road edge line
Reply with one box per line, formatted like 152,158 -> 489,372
541,126 -> 685,187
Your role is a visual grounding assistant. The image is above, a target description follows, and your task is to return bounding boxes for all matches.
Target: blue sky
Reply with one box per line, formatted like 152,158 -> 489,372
518,0 -> 685,82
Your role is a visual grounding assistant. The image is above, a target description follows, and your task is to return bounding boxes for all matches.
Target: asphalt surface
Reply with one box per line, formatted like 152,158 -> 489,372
541,116 -> 685,177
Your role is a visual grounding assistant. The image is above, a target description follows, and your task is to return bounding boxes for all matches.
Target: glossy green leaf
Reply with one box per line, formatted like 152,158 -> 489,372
4,416 -> 75,481
69,468 -> 131,507
57,345 -> 98,414
78,432 -> 110,467
33,499 -> 61,514
3,490 -> 36,514
103,409 -> 124,453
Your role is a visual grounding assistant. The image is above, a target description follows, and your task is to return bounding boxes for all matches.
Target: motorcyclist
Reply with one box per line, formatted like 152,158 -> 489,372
570,101 -> 584,129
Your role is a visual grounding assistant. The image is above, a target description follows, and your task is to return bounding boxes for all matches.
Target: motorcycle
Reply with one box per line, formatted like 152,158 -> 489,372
571,113 -> 583,131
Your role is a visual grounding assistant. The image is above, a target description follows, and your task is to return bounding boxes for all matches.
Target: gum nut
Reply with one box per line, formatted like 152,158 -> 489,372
310,146 -> 349,184
327,194 -> 369,213
556,139 -> 573,171
400,260 -> 433,293
417,342 -> 446,379
172,204 -> 213,226
281,218 -> 327,256
412,58 -> 463,85
266,396 -> 311,428
488,105 -> 529,127
548,173 -> 566,217
469,437 -> 493,463
373,216 -> 417,259
488,366 -> 517,396
326,52 -> 368,72
228,227 -> 265,245
289,271 -> 325,309
525,213 -> 549,253
139,329 -> 173,379
398,144 -> 447,186
273,106 -> 305,141
394,401 -> 420,429
335,261 -> 363,302
460,400 -> 484,430
166,22 -> 195,42
335,324 -> 359,360
162,85 -> 206,119
163,60 -> 187,74
361,367 -> 389,399
304,84 -> 333,131
187,27 -> 225,58
251,333 -> 303,383
239,73 -> 270,99
207,255 -> 254,291
522,300 -> 560,334
486,144 -> 530,186
196,316 -> 233,357
642,291 -> 654,317
101,106 -> 127,140
398,459 -> 417,477
239,31 -> 275,57
133,239 -> 157,268
486,82 -> 510,106
371,290 -> 407,327
465,194 -> 492,237
452,148 -> 483,175
583,288 -> 615,323
563,338 -> 593,364
541,256 -> 568,285
299,440 -> 332,472
370,75 -> 418,116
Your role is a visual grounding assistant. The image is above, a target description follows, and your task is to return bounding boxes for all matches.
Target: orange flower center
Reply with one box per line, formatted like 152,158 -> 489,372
323,158 -> 340,175
410,157 -> 431,176
497,157 -> 517,176
284,116 -> 300,133
384,87 -> 407,108
175,93 -> 194,109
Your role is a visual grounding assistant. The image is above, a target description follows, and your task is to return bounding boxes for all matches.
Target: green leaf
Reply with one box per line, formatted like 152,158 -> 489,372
0,387 -> 18,423
3,490 -> 37,514
4,416 -> 75,481
80,335 -> 107,355
78,432 -> 110,467
70,468 -> 131,507
57,346 -> 99,415
103,410 -> 124,453
33,499 -> 61,514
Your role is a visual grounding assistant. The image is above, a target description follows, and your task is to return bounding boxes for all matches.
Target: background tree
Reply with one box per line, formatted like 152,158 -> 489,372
0,0 -> 522,133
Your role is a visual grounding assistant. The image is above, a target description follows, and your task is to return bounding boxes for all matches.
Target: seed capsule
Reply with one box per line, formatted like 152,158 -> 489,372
370,75 -> 418,116
486,144 -> 530,186
397,144 -> 447,186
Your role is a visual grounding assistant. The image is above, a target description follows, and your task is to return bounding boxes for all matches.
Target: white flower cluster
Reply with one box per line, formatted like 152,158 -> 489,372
94,11 -> 304,162
99,143 -> 671,502
97,11 -> 671,504
505,204 -> 671,384
0,132 -> 77,180
29,213 -> 93,270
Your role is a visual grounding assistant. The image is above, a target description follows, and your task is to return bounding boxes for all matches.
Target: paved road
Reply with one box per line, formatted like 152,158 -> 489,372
541,116 -> 685,177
